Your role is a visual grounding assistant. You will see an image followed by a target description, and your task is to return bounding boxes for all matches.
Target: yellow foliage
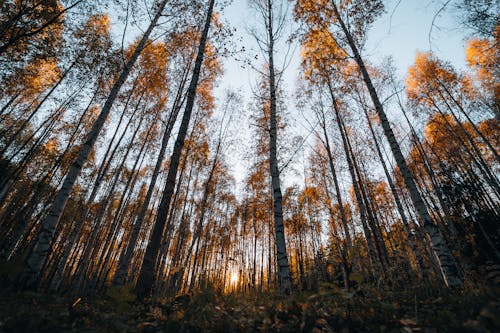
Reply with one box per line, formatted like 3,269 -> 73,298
23,58 -> 61,96
44,138 -> 59,155
423,113 -> 454,144
405,52 -> 456,106
466,39 -> 495,74
465,37 -> 499,99
87,14 -> 111,36
294,0 -> 332,27
301,28 -> 347,80
137,41 -> 169,97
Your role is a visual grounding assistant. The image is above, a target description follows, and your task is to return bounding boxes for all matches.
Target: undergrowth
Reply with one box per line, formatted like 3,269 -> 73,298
0,283 -> 498,332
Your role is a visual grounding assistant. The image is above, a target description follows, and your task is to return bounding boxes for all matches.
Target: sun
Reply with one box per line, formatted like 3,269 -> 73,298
230,272 -> 238,284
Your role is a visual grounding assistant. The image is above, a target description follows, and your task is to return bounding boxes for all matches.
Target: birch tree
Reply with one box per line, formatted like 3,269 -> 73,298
21,0 -> 178,289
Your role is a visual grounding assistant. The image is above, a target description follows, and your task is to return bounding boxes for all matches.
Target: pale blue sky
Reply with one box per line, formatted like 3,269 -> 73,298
364,0 -> 467,73
218,0 -> 470,188
107,0 -> 472,190
217,0 -> 468,95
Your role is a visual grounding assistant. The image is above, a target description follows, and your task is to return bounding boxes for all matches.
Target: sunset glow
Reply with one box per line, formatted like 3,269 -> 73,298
230,272 -> 239,285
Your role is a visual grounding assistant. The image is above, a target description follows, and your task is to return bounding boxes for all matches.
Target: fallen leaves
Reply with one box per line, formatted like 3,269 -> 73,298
0,285 -> 498,332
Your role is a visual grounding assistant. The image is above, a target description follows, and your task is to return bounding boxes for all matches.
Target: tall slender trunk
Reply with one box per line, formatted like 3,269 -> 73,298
0,1 -> 83,55
395,95 -> 457,232
78,113 -> 146,290
186,167 -> 218,290
113,70 -> 190,286
0,60 -> 77,159
166,164 -> 196,293
431,99 -> 500,199
135,0 -> 215,297
320,117 -> 352,248
361,105 -> 424,273
331,2 -> 462,287
21,0 -> 169,289
340,110 -> 389,271
1,90 -> 98,260
0,93 -> 20,117
437,82 -> 500,163
266,0 -> 292,293
0,81 -> 86,206
92,122 -> 154,289
327,82 -> 378,272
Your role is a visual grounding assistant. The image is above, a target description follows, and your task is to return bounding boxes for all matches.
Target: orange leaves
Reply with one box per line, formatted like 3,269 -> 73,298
421,113 -> 477,162
27,59 -> 61,88
406,39 -> 498,121
137,41 -> 169,98
76,14 -> 111,40
120,38 -> 170,101
296,0 -> 384,86
197,43 -> 223,113
74,13 -> 112,54
43,138 -> 59,155
301,28 -> 347,80
295,0 -> 337,82
19,58 -> 61,98
168,30 -> 198,56
406,52 -> 438,99
466,39 -> 492,69
1,0 -> 65,45
465,36 -> 499,98
405,52 -> 457,107
294,0 -> 332,27
298,185 -> 322,209
423,113 -> 454,145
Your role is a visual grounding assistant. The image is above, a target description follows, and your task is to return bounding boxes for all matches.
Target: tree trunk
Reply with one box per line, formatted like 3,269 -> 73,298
361,105 -> 424,273
113,69 -> 190,286
331,1 -> 462,287
327,82 -> 379,272
21,0 -> 169,289
266,0 -> 292,293
320,118 -> 352,249
135,0 -> 215,298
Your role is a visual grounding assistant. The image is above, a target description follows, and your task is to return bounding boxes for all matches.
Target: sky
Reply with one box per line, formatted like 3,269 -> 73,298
216,0 -> 471,191
106,0 -> 472,194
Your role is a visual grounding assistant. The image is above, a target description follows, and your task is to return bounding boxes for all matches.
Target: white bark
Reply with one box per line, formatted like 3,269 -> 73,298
22,0 -> 170,289
331,2 -> 462,287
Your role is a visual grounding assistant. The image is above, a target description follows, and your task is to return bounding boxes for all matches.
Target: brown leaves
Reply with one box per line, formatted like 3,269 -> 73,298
0,287 -> 499,332
105,285 -> 136,314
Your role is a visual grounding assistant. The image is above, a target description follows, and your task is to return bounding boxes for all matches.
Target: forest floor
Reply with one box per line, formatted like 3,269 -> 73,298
0,284 -> 498,333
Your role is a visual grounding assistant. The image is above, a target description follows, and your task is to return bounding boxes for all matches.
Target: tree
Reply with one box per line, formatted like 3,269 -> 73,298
455,0 -> 499,38
295,0 -> 462,287
465,34 -> 500,119
135,0 -> 216,298
248,0 -> 293,293
22,0 -> 174,289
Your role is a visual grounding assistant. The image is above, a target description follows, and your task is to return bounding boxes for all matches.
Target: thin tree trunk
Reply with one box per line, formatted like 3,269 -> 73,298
0,1 -> 83,55
113,71 -> 190,286
327,82 -> 379,272
362,105 -> 424,273
331,1 -> 462,287
21,0 -> 169,289
320,117 -> 352,249
0,59 -> 77,159
135,0 -> 215,297
265,0 -> 292,293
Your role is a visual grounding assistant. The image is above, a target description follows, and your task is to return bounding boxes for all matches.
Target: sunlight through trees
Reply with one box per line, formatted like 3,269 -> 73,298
0,0 -> 498,331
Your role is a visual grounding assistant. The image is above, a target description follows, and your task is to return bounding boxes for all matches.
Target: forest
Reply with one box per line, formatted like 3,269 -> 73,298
0,0 -> 498,332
